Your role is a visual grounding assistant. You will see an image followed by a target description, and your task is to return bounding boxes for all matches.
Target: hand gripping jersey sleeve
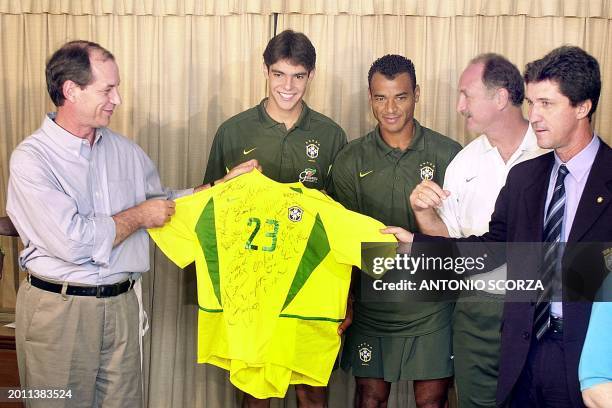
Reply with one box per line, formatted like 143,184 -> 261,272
147,198 -> 202,269
148,170 -> 396,398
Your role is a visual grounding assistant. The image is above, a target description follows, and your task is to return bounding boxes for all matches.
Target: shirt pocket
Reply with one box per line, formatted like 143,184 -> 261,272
108,179 -> 137,214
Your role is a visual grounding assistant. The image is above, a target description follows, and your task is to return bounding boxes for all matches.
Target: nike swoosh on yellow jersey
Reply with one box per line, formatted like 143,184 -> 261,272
243,147 -> 257,155
359,170 -> 373,178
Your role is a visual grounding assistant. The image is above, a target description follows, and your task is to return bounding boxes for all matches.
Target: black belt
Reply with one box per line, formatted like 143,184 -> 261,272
29,275 -> 134,298
550,315 -> 564,333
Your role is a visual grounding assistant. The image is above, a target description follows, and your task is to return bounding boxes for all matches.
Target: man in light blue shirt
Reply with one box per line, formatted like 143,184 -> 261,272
7,40 -> 257,407
579,273 -> 612,408
579,301 -> 612,408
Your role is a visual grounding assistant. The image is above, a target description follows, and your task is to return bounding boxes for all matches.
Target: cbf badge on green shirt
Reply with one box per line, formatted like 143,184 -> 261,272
299,139 -> 323,184
305,139 -> 320,159
419,161 -> 436,181
203,99 -> 347,191
328,120 -> 463,337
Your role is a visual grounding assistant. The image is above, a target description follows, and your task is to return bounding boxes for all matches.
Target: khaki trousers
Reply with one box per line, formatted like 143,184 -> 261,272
15,278 -> 142,408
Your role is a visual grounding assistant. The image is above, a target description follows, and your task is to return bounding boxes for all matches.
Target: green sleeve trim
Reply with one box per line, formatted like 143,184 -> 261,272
280,213 -> 330,311
279,314 -> 342,323
198,306 -> 223,313
195,198 -> 223,306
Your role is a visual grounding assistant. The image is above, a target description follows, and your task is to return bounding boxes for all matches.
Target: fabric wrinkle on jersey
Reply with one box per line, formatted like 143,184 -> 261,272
148,170 -> 396,398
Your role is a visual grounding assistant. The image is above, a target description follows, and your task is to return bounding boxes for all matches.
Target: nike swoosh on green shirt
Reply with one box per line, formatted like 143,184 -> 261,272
243,147 -> 257,155
359,170 -> 373,178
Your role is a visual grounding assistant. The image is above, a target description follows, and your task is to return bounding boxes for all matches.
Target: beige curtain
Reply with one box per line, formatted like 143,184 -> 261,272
3,0 -> 612,18
1,2 -> 612,407
280,13 -> 612,145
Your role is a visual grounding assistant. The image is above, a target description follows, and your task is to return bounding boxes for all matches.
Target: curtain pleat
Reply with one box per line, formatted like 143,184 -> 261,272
2,0 -> 612,17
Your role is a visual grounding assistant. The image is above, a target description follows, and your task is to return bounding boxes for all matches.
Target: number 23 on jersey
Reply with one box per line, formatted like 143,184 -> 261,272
245,217 -> 279,252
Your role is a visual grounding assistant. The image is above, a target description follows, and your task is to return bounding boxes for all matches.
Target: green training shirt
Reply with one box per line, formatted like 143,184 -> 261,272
329,119 -> 462,336
203,99 -> 347,190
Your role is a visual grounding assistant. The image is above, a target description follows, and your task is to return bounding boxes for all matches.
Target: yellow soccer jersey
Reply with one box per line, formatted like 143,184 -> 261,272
148,170 -> 396,398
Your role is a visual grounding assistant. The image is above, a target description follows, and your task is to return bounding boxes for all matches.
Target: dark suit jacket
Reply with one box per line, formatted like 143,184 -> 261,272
415,139 -> 612,407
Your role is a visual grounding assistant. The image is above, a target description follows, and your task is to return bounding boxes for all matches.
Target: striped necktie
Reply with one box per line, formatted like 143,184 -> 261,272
534,164 -> 569,340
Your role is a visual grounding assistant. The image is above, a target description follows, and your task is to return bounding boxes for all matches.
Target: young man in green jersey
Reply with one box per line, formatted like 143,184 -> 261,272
203,30 -> 346,408
329,54 -> 461,408
204,30 -> 346,193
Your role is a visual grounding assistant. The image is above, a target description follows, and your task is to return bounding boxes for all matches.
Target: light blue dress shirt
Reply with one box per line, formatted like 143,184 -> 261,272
579,300 -> 612,390
7,113 -> 191,285
544,135 -> 600,317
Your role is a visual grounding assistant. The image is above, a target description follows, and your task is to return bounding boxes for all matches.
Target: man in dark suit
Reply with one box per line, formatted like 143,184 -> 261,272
383,46 -> 612,407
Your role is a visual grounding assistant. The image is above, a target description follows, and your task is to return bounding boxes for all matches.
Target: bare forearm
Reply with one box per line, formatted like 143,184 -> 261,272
414,209 -> 450,237
112,207 -> 144,247
583,383 -> 612,408
112,199 -> 176,246
193,181 -> 215,193
195,159 -> 260,193
114,160 -> 257,246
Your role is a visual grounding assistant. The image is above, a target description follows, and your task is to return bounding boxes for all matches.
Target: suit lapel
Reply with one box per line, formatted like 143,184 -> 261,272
523,153 -> 555,239
568,144 -> 612,243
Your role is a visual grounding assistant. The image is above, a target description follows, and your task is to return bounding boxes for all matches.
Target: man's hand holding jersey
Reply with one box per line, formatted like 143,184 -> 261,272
195,159 -> 261,192
381,226 -> 414,244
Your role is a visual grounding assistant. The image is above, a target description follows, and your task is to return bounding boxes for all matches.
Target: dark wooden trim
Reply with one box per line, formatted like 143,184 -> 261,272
0,336 -> 16,350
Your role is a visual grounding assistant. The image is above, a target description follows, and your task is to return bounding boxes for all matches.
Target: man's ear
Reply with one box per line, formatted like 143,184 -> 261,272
307,68 -> 316,82
62,80 -> 79,104
262,62 -> 269,78
576,99 -> 592,120
495,87 -> 510,110
414,84 -> 420,103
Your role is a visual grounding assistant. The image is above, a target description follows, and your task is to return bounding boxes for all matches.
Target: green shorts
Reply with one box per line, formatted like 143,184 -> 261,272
340,325 -> 453,382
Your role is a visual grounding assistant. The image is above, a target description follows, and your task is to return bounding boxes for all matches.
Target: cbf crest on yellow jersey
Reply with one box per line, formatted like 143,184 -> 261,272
148,170 -> 396,398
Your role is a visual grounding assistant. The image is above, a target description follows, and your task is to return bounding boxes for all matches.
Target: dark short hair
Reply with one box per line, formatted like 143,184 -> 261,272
470,53 -> 524,106
368,54 -> 416,91
524,46 -> 601,120
263,30 -> 316,72
46,40 -> 115,107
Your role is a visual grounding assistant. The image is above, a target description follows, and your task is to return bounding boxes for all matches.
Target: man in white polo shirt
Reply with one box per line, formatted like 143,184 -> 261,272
409,53 -> 546,408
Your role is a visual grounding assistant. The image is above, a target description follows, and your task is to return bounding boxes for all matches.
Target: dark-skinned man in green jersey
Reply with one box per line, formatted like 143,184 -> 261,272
203,29 -> 346,408
329,54 -> 461,408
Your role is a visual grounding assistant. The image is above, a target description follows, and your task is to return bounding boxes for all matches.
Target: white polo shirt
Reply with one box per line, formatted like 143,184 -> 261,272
437,125 -> 546,293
